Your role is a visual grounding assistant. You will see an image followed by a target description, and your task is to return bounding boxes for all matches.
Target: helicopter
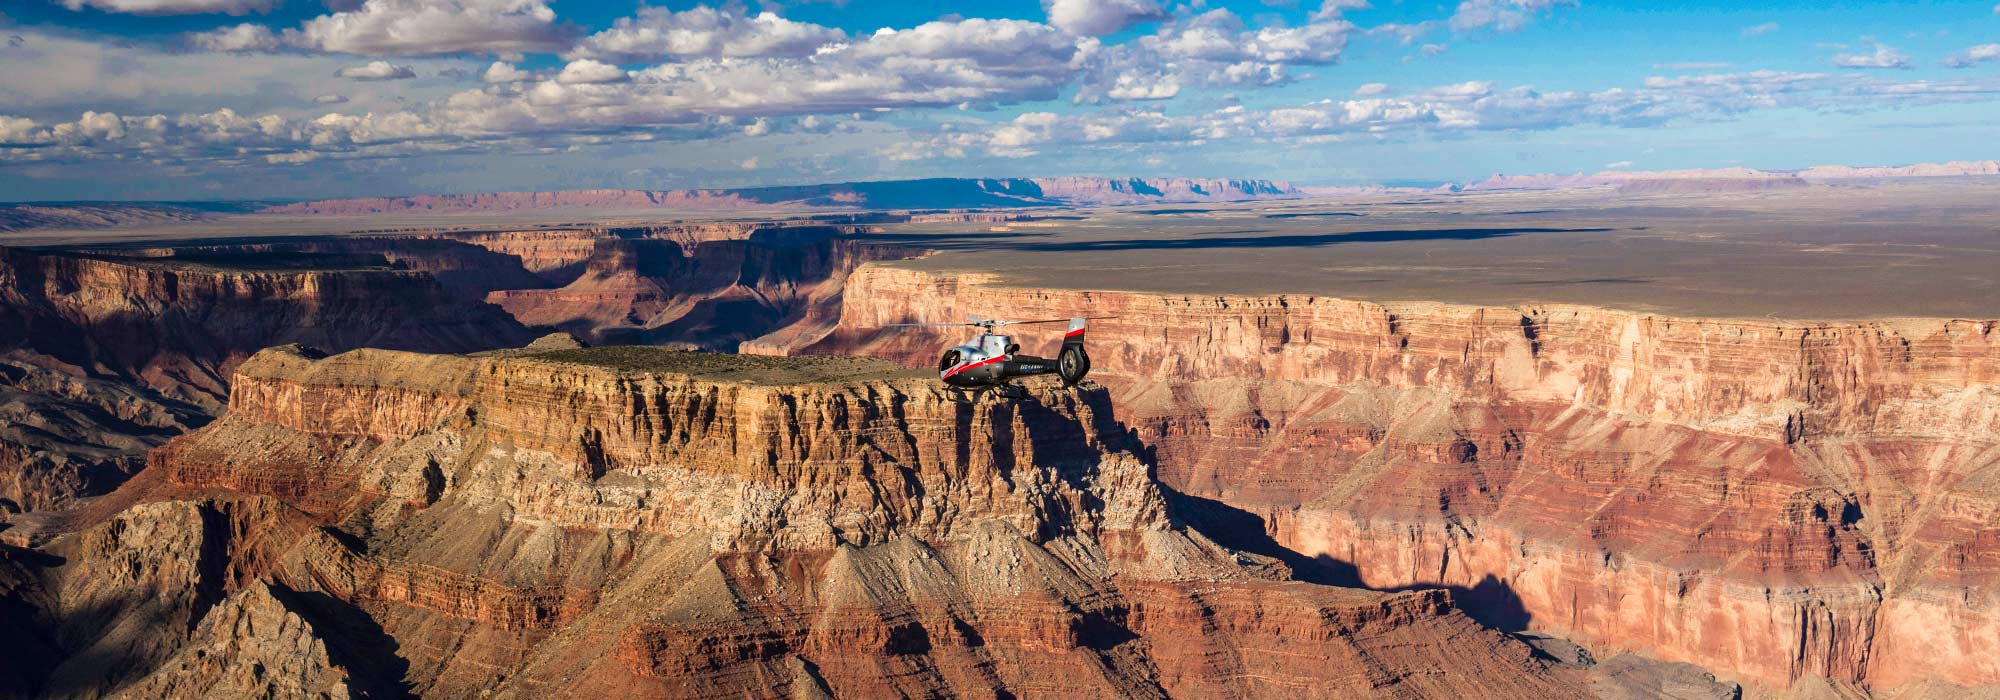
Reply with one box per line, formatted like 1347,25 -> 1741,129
885,316 -> 1110,398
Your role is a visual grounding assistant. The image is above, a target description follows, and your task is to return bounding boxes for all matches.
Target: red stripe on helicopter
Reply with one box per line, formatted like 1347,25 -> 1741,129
1064,328 -> 1085,338
942,355 -> 1007,379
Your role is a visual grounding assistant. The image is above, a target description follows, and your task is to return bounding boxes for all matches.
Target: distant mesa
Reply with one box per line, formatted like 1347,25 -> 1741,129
260,177 -> 1302,215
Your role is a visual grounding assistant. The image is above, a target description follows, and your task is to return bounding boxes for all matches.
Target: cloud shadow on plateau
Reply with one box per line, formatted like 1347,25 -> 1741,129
850,227 -> 1614,253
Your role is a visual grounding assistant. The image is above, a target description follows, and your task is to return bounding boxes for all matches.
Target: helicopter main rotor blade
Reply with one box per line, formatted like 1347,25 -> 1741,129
995,315 -> 1121,326
880,315 -> 1119,329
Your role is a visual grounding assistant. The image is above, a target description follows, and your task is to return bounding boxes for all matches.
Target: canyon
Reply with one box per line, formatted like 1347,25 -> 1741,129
3,181 -> 1999,698
778,264 -> 2000,696
0,342 -> 1591,699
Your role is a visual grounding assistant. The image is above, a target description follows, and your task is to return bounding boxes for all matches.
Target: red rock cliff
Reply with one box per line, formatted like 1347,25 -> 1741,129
7,345 -> 1589,700
784,264 -> 2000,692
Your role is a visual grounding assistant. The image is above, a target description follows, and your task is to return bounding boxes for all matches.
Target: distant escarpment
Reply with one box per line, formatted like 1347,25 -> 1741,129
261,177 -> 1300,215
1465,160 -> 2000,193
1467,167 -> 1811,193
0,245 -> 533,513
782,264 -> 2000,695
0,345 -> 1587,699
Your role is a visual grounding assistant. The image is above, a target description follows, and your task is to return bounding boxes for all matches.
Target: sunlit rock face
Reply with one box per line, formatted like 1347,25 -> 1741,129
791,264 -> 2000,692
1,344 -> 1585,699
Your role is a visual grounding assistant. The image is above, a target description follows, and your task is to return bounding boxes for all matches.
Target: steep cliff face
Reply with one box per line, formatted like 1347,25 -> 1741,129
0,247 -> 536,407
4,345 -> 1588,699
786,264 -> 2000,692
0,246 -> 535,513
95,239 -> 554,302
489,231 -> 916,349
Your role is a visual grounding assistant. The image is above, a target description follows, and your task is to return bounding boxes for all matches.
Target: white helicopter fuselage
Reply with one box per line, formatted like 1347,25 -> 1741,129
934,317 -> 1090,390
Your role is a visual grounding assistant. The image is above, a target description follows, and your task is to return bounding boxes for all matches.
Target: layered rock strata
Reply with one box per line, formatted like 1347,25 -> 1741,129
488,233 -> 915,349
0,245 -> 534,512
782,264 -> 2000,693
1,345 -> 1586,699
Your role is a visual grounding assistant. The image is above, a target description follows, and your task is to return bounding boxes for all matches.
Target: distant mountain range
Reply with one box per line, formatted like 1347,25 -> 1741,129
1465,160 -> 2000,192
260,177 -> 1301,215
6,163 -> 1995,234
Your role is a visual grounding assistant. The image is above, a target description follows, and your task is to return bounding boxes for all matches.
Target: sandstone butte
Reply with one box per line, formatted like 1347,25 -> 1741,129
0,343 -> 1591,699
764,264 -> 2000,696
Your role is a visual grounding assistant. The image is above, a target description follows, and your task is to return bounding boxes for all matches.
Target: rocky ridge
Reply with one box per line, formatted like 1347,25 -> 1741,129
0,344 -> 1587,699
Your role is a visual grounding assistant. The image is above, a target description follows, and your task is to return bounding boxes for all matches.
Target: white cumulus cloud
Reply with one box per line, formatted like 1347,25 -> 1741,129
1945,43 -> 2000,68
481,61 -> 532,82
288,0 -> 571,56
1042,0 -> 1167,36
569,6 -> 843,61
336,60 -> 417,80
187,23 -> 280,52
554,59 -> 628,84
1078,8 -> 1354,100
1832,41 -> 1911,69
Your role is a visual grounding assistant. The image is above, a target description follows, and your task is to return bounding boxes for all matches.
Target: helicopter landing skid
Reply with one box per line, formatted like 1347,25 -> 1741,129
946,383 -> 1033,402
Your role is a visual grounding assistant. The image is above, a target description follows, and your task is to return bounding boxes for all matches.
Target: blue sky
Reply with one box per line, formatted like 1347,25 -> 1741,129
1,0 -> 1997,200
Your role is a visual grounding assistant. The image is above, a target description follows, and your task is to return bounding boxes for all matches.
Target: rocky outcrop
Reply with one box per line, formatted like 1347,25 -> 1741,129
784,264 -> 2000,693
105,581 -> 356,700
2,345 -> 1589,699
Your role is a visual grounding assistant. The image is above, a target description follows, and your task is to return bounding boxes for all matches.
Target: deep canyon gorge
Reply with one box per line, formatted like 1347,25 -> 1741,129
3,185 -> 1998,699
